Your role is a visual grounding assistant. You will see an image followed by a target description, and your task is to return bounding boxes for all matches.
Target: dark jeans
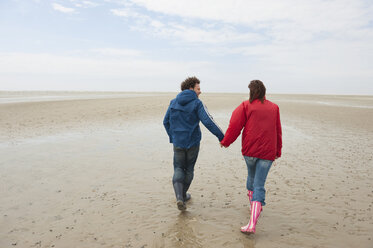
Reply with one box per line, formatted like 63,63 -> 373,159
172,145 -> 200,191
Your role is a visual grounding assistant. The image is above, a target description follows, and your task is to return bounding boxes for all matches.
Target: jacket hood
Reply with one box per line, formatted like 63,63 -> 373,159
176,90 -> 197,106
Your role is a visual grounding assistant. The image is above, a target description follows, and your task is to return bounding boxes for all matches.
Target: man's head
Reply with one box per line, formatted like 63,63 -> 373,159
248,80 -> 266,103
181,76 -> 201,97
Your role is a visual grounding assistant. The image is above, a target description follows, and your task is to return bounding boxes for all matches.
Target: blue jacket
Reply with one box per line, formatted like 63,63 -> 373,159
163,90 -> 224,148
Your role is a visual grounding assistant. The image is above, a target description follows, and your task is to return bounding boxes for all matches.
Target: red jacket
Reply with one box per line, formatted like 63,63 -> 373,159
220,98 -> 282,161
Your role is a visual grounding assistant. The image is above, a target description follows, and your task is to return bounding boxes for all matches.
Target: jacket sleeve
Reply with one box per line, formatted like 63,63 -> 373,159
196,101 -> 224,141
163,103 -> 172,143
220,102 -> 246,147
276,106 -> 282,158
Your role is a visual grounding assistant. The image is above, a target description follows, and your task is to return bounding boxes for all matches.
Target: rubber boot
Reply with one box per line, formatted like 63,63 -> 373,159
183,183 -> 191,202
247,190 -> 253,210
248,190 -> 262,212
173,182 -> 186,210
184,193 -> 191,202
241,201 -> 262,234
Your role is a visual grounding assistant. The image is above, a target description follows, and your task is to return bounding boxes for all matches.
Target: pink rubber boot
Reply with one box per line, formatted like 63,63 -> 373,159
247,190 -> 253,208
247,191 -> 262,212
241,201 -> 262,234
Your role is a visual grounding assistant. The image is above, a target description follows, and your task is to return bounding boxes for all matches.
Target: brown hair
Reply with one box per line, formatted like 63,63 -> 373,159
248,80 -> 266,103
181,76 -> 200,91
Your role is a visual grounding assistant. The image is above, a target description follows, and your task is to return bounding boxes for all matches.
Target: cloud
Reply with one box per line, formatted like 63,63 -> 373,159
1,50 -> 372,94
128,0 -> 373,43
70,0 -> 100,8
4,0 -> 372,94
157,23 -> 264,44
52,3 -> 76,13
108,1 -> 373,87
108,0 -> 372,50
110,8 -> 148,19
110,6 -> 264,44
91,48 -> 143,57
130,0 -> 373,28
0,52 -> 213,91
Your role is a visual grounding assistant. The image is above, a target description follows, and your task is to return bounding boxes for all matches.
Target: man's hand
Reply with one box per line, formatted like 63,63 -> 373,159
220,142 -> 227,148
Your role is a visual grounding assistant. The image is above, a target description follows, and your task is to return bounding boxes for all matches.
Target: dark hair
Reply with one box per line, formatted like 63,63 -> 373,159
181,76 -> 200,91
248,80 -> 266,103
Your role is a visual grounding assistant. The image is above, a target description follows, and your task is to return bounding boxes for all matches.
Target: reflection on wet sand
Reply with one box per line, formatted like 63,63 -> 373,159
167,211 -> 203,248
162,207 -> 257,248
241,235 -> 256,248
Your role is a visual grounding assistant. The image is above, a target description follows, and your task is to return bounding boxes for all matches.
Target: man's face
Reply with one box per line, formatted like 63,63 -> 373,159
190,84 -> 201,97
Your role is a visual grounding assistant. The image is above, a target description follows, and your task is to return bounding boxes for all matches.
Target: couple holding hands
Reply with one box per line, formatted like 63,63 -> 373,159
163,77 -> 282,234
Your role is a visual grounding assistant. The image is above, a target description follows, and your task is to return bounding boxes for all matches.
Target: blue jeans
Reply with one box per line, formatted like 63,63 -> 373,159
244,156 -> 273,206
172,145 -> 200,191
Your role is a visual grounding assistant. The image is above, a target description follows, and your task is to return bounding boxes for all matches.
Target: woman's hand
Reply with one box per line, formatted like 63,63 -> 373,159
273,156 -> 279,166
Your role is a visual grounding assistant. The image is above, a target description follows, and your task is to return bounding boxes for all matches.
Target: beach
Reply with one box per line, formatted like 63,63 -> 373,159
0,92 -> 372,248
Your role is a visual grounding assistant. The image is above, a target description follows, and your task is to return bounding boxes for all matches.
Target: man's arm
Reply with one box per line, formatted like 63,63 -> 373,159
196,101 -> 224,141
220,102 -> 246,147
163,103 -> 172,142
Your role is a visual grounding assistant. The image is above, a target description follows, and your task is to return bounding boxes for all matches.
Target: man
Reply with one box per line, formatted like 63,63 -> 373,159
163,76 -> 224,211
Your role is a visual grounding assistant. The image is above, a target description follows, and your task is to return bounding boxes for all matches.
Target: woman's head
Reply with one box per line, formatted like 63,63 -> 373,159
248,80 -> 266,103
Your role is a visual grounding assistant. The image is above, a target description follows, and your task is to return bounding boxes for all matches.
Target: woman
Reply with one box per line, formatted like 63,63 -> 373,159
220,80 -> 282,234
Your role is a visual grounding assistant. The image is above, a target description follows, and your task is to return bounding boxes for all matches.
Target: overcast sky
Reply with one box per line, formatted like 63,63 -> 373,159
0,0 -> 372,94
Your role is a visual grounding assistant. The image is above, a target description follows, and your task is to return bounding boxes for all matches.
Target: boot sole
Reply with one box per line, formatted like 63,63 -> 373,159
177,200 -> 186,211
241,230 -> 255,235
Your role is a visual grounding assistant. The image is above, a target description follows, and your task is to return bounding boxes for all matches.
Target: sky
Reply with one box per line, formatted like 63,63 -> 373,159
0,0 -> 373,94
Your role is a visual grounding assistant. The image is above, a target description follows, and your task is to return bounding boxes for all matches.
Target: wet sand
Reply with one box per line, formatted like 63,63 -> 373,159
0,92 -> 372,248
